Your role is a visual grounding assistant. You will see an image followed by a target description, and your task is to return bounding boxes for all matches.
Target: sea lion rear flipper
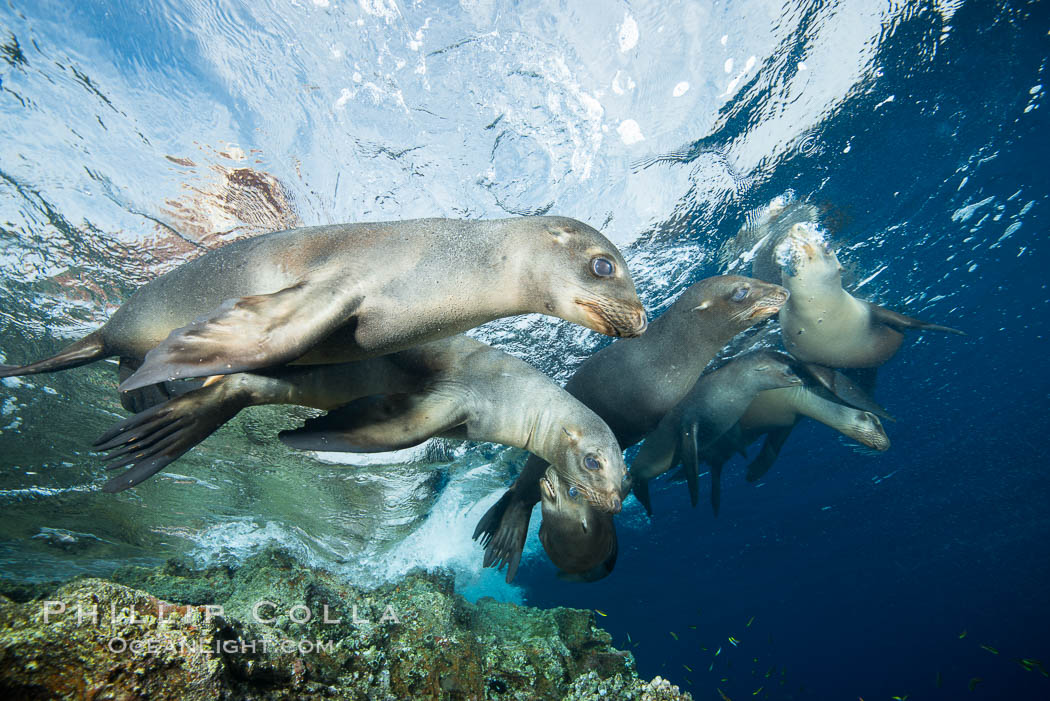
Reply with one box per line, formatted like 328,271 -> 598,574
474,490 -> 533,583
96,379 -> 245,493
0,331 -> 107,378
120,280 -> 362,392
745,425 -> 796,483
800,362 -> 895,422
866,302 -> 966,336
279,390 -> 465,453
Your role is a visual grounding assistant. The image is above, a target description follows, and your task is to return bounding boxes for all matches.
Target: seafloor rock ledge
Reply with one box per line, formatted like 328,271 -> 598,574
0,547 -> 690,700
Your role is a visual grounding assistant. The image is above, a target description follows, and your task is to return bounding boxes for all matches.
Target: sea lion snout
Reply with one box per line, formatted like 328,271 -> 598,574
576,298 -> 648,338
852,413 -> 890,451
747,284 -> 790,321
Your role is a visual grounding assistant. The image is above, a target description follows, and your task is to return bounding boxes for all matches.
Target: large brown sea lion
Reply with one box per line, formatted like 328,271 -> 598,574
473,275 -> 790,581
629,350 -> 803,513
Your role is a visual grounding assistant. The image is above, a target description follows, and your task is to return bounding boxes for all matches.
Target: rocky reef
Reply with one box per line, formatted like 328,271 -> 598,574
0,547 -> 690,700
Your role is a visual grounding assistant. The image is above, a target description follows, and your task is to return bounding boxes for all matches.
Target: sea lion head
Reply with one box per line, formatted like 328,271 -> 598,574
683,275 -> 789,332
523,216 -> 648,338
774,222 -> 842,289
552,422 -> 627,514
538,467 -> 618,580
739,351 -> 805,392
842,410 -> 891,451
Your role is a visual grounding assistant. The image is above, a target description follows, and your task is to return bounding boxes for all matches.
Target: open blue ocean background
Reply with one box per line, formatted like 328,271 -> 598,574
1,0 -> 1047,698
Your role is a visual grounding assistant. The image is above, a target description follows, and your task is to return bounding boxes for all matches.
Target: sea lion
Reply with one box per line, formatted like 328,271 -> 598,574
473,275 -> 790,582
629,350 -> 803,514
94,335 -> 627,512
537,467 -> 618,582
703,381 -> 890,515
775,222 -> 963,368
724,197 -> 819,284
0,217 -> 648,397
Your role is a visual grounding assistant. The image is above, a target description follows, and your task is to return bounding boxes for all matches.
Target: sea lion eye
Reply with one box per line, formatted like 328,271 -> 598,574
731,287 -> 749,302
568,486 -> 580,499
591,257 -> 615,277
584,455 -> 601,470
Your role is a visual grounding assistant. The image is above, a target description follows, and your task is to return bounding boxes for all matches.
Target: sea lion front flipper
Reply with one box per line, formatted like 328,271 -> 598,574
474,490 -> 533,583
279,390 -> 466,453
96,379 -> 245,493
120,279 -> 362,392
866,302 -> 966,336
119,357 -> 174,413
681,422 -> 701,508
632,478 -> 654,516
744,425 -> 796,483
800,362 -> 895,422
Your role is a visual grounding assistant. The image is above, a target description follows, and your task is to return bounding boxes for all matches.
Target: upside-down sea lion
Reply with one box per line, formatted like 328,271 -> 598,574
473,275 -> 790,582
629,350 -> 803,513
702,381 -> 890,516
537,467 -> 618,582
0,217 -> 647,397
775,222 -> 964,368
94,335 -> 627,512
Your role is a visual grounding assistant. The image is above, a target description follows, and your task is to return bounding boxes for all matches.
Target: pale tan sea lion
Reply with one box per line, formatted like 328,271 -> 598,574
94,336 -> 626,511
775,222 -> 963,368
0,217 -> 648,397
703,382 -> 890,515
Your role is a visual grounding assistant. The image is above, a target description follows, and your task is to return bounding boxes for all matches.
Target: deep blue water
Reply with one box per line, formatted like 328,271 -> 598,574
524,3 -> 1050,698
1,0 -> 1048,699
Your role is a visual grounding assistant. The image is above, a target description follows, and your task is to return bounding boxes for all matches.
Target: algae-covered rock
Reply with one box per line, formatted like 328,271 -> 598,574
0,546 -> 691,700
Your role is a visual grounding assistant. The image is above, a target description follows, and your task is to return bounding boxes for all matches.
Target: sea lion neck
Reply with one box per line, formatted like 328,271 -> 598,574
640,295 -> 739,364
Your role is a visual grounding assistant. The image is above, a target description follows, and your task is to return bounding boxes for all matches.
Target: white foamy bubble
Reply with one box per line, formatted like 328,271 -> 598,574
618,13 -> 639,52
310,441 -> 438,466
375,477 -> 532,603
617,119 -> 644,145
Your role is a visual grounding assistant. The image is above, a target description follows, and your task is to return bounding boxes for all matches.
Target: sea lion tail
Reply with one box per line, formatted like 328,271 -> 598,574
475,490 -> 532,583
0,331 -> 107,378
95,381 -> 245,493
